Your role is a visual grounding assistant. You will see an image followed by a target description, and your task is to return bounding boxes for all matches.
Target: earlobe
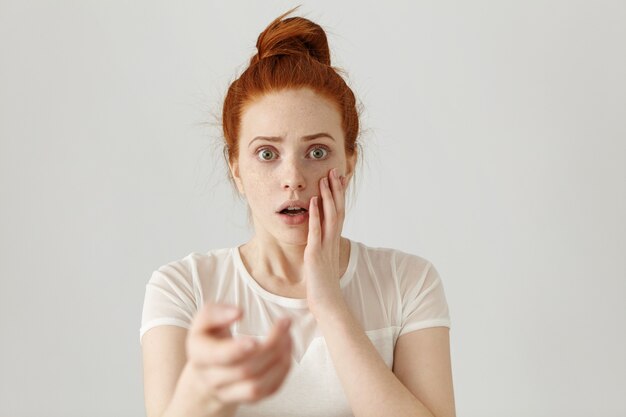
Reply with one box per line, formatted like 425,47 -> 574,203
234,179 -> 244,195
228,160 -> 245,195
345,152 -> 357,183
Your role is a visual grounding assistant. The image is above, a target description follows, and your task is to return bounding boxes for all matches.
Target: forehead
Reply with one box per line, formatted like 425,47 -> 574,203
239,88 -> 343,143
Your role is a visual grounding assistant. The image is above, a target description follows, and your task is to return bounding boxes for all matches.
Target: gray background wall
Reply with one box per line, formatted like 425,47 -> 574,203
1,1 -> 624,416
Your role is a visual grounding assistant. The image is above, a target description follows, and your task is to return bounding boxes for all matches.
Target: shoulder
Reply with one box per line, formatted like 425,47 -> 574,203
140,247 -> 238,339
352,241 -> 444,302
147,247 -> 235,291
152,247 -> 233,276
354,240 -> 432,277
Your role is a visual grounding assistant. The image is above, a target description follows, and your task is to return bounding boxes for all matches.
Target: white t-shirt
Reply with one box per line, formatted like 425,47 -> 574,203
140,238 -> 451,417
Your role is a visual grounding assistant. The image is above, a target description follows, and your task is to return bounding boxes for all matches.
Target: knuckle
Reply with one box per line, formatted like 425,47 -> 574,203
245,382 -> 264,401
237,364 -> 255,379
267,381 -> 282,396
280,360 -> 291,376
238,344 -> 255,359
202,373 -> 221,390
222,344 -> 245,365
281,337 -> 292,352
282,357 -> 292,373
213,391 -> 229,404
220,350 -> 237,365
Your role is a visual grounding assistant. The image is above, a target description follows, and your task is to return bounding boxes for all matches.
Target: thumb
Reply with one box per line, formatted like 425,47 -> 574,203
191,303 -> 241,337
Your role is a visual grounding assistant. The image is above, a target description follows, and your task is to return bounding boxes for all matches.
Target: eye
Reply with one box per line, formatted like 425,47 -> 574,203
308,146 -> 330,160
256,147 -> 277,161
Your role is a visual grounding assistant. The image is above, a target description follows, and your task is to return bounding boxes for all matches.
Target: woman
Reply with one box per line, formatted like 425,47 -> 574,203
140,7 -> 456,417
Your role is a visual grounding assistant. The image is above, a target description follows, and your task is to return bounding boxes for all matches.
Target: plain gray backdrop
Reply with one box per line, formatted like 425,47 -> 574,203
1,1 -> 624,416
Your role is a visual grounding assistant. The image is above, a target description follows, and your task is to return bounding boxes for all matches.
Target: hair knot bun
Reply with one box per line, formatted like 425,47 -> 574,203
222,6 -> 360,184
251,14 -> 331,66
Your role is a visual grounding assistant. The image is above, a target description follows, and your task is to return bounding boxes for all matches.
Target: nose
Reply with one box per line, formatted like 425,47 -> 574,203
280,158 -> 306,191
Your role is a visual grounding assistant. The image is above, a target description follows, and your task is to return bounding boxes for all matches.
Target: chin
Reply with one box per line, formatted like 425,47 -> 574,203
278,230 -> 309,246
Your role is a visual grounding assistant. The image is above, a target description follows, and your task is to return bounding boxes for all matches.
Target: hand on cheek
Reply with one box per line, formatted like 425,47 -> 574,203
304,168 -> 348,315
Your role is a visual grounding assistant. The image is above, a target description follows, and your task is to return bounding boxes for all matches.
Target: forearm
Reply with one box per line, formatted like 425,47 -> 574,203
161,362 -> 238,417
314,303 -> 435,417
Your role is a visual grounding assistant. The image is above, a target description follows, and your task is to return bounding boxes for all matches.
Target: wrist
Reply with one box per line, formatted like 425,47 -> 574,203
308,294 -> 348,320
165,362 -> 238,417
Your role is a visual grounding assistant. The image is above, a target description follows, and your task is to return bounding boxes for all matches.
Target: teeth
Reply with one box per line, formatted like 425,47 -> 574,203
280,206 -> 307,213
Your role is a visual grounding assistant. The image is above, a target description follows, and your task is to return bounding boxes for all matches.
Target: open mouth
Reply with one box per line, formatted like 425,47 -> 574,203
279,207 -> 308,216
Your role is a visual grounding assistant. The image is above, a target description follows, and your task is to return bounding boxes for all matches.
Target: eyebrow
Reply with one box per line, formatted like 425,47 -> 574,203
248,132 -> 335,148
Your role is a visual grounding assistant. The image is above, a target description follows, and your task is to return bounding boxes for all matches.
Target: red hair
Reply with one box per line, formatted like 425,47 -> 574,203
221,6 -> 361,170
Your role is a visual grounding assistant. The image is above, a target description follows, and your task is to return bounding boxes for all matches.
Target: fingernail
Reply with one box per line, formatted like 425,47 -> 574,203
323,177 -> 329,187
332,168 -> 338,178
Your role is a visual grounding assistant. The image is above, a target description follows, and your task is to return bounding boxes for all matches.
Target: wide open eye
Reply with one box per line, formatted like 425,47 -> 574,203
309,146 -> 330,160
257,148 -> 277,161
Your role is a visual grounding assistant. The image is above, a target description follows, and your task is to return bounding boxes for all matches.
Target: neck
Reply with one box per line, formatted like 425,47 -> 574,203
239,234 -> 349,286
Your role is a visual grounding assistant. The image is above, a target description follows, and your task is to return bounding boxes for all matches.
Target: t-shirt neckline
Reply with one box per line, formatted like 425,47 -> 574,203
232,239 -> 358,309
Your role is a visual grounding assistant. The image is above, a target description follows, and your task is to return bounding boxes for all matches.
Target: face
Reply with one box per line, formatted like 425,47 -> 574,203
229,87 -> 356,245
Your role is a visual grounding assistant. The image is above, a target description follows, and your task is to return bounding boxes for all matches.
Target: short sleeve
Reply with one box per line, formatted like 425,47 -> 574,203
139,262 -> 199,344
396,253 -> 451,337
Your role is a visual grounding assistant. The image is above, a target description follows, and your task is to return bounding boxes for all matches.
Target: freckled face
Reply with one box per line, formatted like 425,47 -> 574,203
229,88 -> 354,245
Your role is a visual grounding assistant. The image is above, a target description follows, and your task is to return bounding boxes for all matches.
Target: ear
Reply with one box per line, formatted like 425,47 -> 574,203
228,159 -> 245,196
344,150 -> 357,184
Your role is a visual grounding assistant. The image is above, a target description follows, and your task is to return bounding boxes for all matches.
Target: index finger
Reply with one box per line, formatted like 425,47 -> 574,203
255,317 -> 292,354
190,303 -> 240,339
330,168 -> 346,224
187,332 -> 258,367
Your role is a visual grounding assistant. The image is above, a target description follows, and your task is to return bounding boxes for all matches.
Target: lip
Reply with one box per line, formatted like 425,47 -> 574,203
277,211 -> 309,225
276,199 -> 310,213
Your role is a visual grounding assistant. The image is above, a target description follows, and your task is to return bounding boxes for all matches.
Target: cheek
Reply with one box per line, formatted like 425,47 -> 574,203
240,171 -> 271,197
240,161 -> 334,193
